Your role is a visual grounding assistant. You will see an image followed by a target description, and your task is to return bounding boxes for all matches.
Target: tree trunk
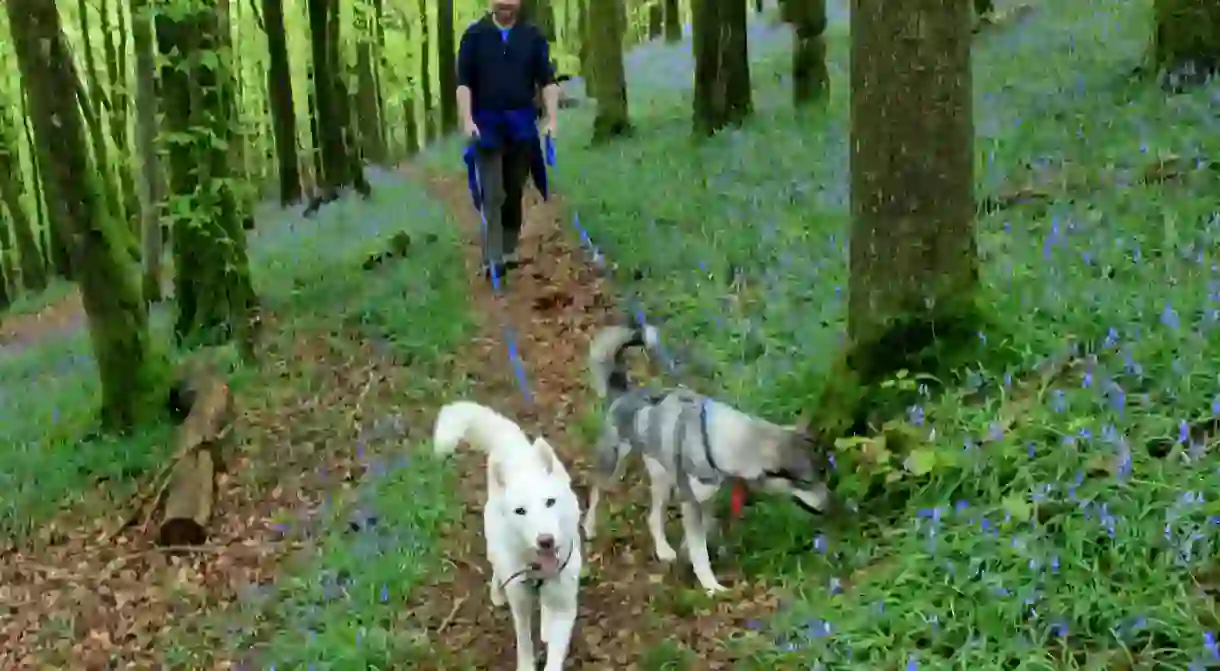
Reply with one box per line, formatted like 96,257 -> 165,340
437,0 -> 458,134
579,0 -> 597,89
0,208 -> 13,309
130,0 -> 166,302
1152,0 -> 1220,86
525,0 -> 557,40
589,0 -> 631,141
328,0 -> 372,197
10,0 -> 163,431
417,0 -> 436,142
264,0 -> 304,206
21,85 -> 72,279
648,3 -> 663,40
101,0 -> 141,235
307,89 -> 324,193
663,0 -> 682,42
789,0 -> 829,106
847,0 -> 978,380
755,0 -> 764,13
692,0 -> 752,136
372,0 -> 390,155
0,99 -> 49,292
156,3 -> 261,354
973,0 -> 993,16
76,0 -> 123,226
308,0 -> 357,196
355,4 -> 386,163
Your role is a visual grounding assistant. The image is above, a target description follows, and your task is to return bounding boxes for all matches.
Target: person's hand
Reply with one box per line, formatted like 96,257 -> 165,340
543,116 -> 557,138
463,117 -> 480,140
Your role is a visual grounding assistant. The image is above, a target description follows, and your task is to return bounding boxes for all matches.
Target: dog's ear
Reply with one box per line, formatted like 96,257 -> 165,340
533,437 -> 556,473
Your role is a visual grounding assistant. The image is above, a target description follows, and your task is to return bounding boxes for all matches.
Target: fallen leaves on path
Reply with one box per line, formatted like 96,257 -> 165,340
408,166 -> 782,668
0,324 -> 418,669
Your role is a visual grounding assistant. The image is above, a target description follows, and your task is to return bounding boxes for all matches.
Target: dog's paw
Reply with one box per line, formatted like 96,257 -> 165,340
702,583 -> 729,596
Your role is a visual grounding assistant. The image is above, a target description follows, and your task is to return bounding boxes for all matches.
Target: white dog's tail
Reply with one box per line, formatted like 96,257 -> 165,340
588,323 -> 661,399
433,401 -> 527,457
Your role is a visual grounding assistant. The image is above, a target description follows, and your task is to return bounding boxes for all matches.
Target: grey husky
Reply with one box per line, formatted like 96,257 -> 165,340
582,323 -> 831,594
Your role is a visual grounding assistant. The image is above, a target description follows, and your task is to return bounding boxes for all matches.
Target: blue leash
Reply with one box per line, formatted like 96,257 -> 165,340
544,135 -> 678,374
471,147 -> 533,402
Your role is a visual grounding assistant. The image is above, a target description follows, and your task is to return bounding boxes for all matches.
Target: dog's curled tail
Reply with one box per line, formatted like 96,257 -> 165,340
433,401 -> 523,457
589,323 -> 661,399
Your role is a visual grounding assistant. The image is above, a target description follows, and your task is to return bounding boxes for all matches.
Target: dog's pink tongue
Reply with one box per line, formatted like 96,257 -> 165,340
536,550 -> 559,575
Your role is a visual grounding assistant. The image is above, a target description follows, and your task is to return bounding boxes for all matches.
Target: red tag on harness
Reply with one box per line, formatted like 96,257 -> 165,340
729,479 -> 748,519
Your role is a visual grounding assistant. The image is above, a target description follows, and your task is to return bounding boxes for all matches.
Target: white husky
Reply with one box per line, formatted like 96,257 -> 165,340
433,401 -> 582,671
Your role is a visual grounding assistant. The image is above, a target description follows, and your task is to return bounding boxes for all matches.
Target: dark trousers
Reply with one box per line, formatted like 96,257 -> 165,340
476,140 -> 531,265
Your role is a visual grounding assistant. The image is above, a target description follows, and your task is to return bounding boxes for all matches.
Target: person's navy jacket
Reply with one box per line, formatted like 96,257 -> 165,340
458,14 -> 553,209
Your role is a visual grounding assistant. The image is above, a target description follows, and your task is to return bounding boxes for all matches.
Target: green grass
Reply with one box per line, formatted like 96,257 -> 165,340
543,0 -> 1220,667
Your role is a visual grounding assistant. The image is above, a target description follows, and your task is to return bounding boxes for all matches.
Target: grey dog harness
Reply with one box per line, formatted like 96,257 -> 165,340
610,388 -> 723,501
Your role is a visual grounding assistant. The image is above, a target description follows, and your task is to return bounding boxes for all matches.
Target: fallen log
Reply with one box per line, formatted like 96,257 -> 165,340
156,371 -> 232,547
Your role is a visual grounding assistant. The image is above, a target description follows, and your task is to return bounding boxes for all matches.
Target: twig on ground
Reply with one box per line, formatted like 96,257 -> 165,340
437,596 -> 467,633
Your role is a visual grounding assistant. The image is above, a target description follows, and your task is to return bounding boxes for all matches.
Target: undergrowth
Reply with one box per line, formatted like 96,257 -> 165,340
546,0 -> 1220,667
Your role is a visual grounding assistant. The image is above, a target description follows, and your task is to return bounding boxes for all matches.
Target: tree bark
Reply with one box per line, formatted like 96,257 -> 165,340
847,0 -> 978,379
417,0 -> 436,141
328,0 -> 372,197
525,0 -> 557,40
19,88 -> 67,280
156,3 -> 261,354
101,0 -> 141,235
579,0 -> 597,90
589,0 -> 631,141
76,0 -> 123,227
307,0 -> 369,200
437,0 -> 458,134
755,0 -> 764,13
130,0 -> 166,302
648,2 -> 663,40
1152,0 -> 1219,85
263,0 -> 304,205
372,0 -> 390,155
663,0 -> 682,42
9,0 -> 163,431
0,208 -> 12,309
0,99 -> 49,292
789,0 -> 829,106
355,2 -> 387,163
692,0 -> 752,136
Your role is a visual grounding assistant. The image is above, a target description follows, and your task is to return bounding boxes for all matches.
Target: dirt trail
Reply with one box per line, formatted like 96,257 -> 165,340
409,168 -> 779,668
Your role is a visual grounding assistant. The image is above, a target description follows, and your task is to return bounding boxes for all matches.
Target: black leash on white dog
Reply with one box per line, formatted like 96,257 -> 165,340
499,540 -> 576,591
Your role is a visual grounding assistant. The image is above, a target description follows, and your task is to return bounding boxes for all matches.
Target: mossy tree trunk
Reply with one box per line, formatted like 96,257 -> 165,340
845,0 -> 978,402
589,0 -> 632,141
579,0 -> 597,89
417,0 -> 436,141
0,209 -> 12,309
372,0 -> 390,153
76,0 -> 124,229
130,0 -> 166,302
10,0 -> 164,431
355,0 -> 387,163
307,0 -> 370,198
788,0 -> 829,107
1152,0 -> 1220,82
156,2 -> 261,354
21,87 -> 74,282
101,0 -> 141,237
437,0 -> 458,134
663,0 -> 682,42
525,0 -> 557,40
328,0 -> 372,196
400,6 -> 421,156
692,0 -> 753,136
263,0 -> 304,205
648,2 -> 663,40
0,99 -> 49,292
